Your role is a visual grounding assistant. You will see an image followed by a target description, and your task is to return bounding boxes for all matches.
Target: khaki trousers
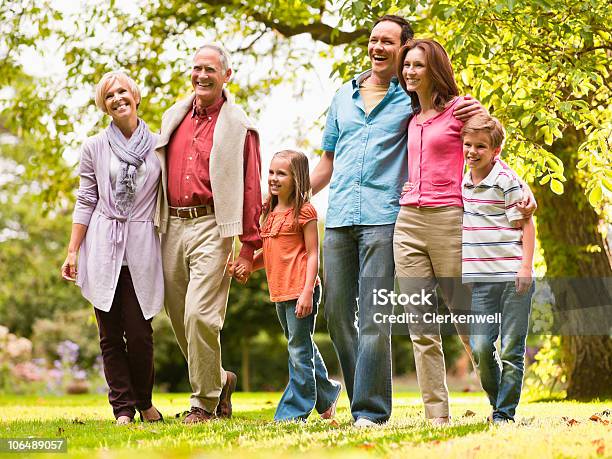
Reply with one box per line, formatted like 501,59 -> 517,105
393,205 -> 472,419
161,214 -> 233,412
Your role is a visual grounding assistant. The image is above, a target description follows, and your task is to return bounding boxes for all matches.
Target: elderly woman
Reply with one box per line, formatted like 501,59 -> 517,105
61,71 -> 163,425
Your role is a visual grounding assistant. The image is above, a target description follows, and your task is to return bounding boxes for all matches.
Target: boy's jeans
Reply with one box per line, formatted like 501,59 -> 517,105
470,281 -> 534,421
274,285 -> 342,421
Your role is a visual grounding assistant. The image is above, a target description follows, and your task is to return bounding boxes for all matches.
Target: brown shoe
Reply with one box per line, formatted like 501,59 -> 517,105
216,371 -> 237,418
183,406 -> 214,424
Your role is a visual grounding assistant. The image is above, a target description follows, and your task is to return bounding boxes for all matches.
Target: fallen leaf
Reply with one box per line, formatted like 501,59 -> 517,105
463,410 -> 476,417
358,442 -> 376,450
518,416 -> 535,426
593,439 -> 605,457
329,420 -> 340,428
600,409 -> 610,417
72,418 -> 85,425
562,417 -> 579,426
590,415 -> 610,425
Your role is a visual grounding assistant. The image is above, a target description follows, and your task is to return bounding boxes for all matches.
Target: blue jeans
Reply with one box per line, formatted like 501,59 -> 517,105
323,225 -> 395,423
470,281 -> 534,421
274,285 -> 342,421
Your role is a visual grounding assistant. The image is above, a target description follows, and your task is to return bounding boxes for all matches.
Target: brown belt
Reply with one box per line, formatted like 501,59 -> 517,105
169,204 -> 215,219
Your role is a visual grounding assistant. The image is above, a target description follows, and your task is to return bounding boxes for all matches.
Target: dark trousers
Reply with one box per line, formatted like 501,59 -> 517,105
94,267 -> 154,419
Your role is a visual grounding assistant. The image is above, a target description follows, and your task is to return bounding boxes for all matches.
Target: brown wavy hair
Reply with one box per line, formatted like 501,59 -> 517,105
262,150 -> 312,225
397,39 -> 459,115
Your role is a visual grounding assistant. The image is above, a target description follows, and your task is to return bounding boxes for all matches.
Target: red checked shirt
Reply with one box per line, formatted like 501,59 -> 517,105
166,96 -> 262,260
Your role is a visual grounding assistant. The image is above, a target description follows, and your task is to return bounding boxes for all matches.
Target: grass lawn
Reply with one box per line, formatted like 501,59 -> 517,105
0,391 -> 610,458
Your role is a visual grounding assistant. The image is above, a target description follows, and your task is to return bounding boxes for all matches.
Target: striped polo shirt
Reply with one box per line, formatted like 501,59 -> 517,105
462,161 -> 525,282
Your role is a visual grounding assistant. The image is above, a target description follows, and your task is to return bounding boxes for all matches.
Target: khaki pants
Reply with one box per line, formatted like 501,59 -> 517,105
161,214 -> 233,412
393,205 -> 472,419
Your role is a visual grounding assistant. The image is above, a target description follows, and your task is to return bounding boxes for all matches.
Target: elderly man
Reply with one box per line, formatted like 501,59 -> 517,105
155,43 -> 262,423
310,15 -> 486,427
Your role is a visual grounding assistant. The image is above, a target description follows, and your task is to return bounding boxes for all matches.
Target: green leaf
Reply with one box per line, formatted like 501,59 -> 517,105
520,115 -> 533,128
588,186 -> 602,206
539,174 -> 551,185
550,179 -> 564,195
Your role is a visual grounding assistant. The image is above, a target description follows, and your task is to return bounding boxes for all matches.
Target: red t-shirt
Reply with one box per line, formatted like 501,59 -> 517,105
166,96 -> 262,259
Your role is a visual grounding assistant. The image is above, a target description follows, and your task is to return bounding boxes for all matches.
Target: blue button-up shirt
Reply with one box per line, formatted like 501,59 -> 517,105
321,70 -> 412,228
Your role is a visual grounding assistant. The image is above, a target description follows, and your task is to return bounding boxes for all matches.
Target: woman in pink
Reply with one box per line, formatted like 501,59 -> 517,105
392,39 -> 533,425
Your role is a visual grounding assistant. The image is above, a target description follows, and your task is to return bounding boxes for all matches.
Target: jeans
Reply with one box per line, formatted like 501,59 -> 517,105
274,285 -> 342,421
470,281 -> 534,421
323,224 -> 395,423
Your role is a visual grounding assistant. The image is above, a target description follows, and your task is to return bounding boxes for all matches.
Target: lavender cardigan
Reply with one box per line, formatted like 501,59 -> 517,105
73,130 -> 163,319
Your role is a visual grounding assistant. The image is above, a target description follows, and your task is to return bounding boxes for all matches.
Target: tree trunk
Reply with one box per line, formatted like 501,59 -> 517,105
533,129 -> 612,399
241,336 -> 251,392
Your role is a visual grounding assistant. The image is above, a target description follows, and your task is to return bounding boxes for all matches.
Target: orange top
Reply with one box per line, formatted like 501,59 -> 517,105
262,202 -> 320,302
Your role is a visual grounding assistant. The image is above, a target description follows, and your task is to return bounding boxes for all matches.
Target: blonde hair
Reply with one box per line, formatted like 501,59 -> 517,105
461,114 -> 506,150
94,71 -> 141,114
262,150 -> 311,225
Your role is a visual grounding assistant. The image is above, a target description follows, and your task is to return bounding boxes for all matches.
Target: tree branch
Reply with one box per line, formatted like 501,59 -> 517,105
249,11 -> 369,45
234,30 -> 267,52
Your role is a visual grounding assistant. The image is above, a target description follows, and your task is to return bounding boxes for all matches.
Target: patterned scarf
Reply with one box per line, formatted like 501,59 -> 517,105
107,118 -> 153,215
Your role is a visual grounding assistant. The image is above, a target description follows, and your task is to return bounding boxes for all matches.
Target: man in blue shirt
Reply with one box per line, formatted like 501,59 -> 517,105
311,15 -> 484,427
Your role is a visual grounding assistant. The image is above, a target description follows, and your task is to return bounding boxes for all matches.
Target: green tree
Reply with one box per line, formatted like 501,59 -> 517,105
420,0 -> 612,400
1,0 -> 610,398
0,153 -> 88,336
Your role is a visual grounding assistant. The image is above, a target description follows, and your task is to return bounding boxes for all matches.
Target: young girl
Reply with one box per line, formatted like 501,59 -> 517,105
233,150 -> 341,422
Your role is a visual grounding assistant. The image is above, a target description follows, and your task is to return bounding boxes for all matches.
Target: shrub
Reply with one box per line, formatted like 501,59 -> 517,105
31,308 -> 100,369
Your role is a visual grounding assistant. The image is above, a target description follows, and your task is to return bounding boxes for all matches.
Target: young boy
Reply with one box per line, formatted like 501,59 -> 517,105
461,114 -> 535,424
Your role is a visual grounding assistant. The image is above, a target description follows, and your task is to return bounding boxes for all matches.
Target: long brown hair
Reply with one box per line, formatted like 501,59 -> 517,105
262,150 -> 311,225
397,39 -> 459,114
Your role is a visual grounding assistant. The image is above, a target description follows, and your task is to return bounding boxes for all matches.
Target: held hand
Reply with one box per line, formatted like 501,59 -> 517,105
516,188 -> 537,218
61,252 -> 78,282
233,257 -> 252,285
515,266 -> 533,295
295,291 -> 313,319
234,266 -> 250,284
227,261 -> 244,277
453,95 -> 488,121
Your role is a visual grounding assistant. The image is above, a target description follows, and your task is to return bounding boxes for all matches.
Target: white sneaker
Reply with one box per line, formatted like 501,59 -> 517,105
354,417 -> 377,428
